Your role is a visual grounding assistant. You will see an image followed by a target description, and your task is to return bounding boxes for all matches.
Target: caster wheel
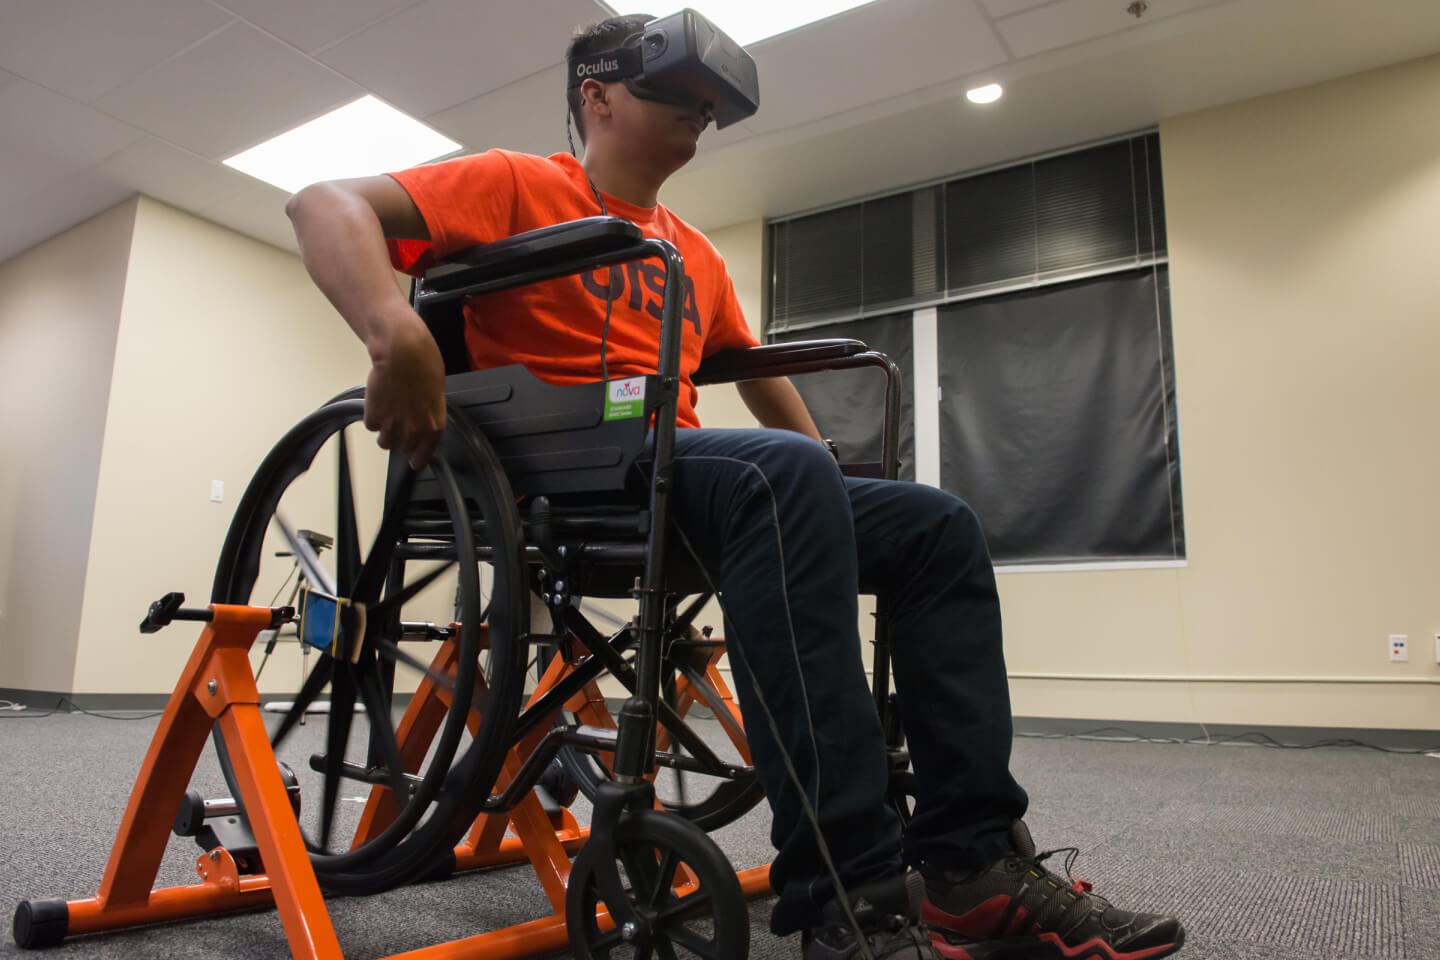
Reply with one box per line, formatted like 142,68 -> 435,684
539,756 -> 580,807
566,809 -> 748,959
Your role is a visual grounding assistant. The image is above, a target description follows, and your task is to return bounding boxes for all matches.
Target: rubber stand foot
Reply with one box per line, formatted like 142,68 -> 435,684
13,899 -> 68,949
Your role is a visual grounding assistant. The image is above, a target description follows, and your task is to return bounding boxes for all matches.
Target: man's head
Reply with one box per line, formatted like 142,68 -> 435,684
565,14 -> 714,171
566,14 -> 650,146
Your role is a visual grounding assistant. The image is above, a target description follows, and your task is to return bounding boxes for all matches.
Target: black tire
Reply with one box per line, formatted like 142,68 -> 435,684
208,399 -> 528,895
566,809 -> 749,960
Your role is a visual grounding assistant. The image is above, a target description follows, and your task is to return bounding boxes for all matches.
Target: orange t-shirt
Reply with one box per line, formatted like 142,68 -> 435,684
387,150 -> 759,429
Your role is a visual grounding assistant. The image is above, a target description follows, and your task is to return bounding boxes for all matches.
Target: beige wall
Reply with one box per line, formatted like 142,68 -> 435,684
0,199 -> 137,693
71,197 -> 372,694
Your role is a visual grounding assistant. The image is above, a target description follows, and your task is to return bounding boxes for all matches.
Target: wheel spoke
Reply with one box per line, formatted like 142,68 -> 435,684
635,945 -> 653,960
356,661 -> 412,803
352,466 -> 418,603
336,428 -> 362,593
319,659 -> 357,850
271,653 -> 333,749
374,633 -> 458,697
648,847 -> 681,906
272,513 -> 336,598
619,847 -> 656,900
589,925 -> 625,951
368,558 -> 458,620
654,940 -> 680,960
657,890 -> 712,924
658,922 -> 715,959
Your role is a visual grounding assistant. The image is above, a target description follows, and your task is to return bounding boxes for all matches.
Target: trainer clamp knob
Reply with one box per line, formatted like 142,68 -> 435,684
140,592 -> 189,633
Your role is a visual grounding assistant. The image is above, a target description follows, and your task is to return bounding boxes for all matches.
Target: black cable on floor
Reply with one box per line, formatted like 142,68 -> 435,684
0,696 -> 164,720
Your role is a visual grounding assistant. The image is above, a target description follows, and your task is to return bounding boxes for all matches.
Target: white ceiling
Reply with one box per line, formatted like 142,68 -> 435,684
1,0 -> 1438,263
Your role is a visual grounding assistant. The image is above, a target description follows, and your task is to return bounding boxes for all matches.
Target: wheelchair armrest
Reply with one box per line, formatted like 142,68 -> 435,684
418,217 -> 645,301
692,339 -> 870,385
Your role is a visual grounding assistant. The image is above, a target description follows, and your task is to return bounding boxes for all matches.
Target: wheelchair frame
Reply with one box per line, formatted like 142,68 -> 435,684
12,216 -> 907,960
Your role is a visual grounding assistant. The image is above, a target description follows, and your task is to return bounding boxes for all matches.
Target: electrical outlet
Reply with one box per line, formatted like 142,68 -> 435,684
210,480 -> 224,503
1389,634 -> 1409,662
1434,632 -> 1440,664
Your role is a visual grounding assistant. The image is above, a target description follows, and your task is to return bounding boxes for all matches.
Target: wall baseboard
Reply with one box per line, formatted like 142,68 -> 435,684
5,688 -> 1435,753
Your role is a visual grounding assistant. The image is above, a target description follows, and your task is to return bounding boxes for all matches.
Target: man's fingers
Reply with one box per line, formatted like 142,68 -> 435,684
408,430 -> 442,471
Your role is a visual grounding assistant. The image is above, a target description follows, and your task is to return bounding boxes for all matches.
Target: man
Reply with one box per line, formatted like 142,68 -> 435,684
285,13 -> 1185,960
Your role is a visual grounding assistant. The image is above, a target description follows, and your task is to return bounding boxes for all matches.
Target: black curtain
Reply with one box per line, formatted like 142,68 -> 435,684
937,268 -> 1183,562
774,314 -> 915,481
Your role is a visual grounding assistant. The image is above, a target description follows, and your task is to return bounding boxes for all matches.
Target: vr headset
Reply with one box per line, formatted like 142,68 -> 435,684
566,9 -> 760,129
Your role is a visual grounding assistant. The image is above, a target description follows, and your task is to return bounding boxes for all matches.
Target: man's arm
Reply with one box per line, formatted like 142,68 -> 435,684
736,377 -> 824,443
286,176 -> 445,468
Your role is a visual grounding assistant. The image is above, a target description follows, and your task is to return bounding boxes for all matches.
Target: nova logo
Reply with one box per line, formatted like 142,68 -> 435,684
576,58 -> 619,78
611,380 -> 644,400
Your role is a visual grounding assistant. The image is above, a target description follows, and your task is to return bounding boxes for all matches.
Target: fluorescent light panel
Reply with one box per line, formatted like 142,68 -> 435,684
967,83 -> 1003,104
223,96 -> 460,194
612,1 -> 881,45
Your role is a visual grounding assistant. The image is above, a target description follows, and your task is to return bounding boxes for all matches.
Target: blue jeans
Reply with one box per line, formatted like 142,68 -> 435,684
665,428 -> 1029,935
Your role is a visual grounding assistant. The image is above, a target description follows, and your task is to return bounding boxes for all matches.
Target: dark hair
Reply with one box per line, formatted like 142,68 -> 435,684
565,14 -> 652,145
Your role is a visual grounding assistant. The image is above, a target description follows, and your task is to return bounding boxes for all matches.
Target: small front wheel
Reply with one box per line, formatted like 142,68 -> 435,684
566,809 -> 749,960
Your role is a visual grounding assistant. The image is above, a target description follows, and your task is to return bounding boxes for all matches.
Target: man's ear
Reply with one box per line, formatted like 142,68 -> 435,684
580,78 -> 611,118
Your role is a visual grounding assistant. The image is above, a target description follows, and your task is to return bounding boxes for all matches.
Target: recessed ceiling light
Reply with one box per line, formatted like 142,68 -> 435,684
611,1 -> 881,46
966,83 -> 1003,104
223,95 -> 461,194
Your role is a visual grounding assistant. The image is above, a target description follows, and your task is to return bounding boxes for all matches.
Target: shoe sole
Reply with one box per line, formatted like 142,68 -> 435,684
930,927 -> 1186,960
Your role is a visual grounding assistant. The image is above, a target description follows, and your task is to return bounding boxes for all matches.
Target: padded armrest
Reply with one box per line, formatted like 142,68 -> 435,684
421,216 -> 644,295
692,339 -> 870,385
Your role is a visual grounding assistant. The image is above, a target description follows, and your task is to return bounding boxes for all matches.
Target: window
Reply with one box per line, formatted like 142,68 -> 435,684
765,133 -> 1183,563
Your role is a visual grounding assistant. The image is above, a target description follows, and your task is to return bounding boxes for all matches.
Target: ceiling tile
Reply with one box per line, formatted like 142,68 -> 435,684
743,0 -> 1007,136
96,21 -> 363,160
0,174 -> 135,264
197,180 -> 300,252
318,0 -> 607,117
92,138 -> 250,214
427,64 -> 573,158
213,0 -> 421,54
0,0 -> 234,102
0,76 -> 143,206
996,0 -> 1228,58
982,0 -> 1061,18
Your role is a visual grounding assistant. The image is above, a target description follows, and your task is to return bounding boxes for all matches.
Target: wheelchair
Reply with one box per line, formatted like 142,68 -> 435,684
13,216 -> 913,960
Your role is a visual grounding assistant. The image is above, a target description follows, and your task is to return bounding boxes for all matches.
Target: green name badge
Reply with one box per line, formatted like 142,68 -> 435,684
603,376 -> 647,421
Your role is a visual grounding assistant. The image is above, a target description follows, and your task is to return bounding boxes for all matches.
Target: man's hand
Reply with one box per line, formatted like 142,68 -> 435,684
364,305 -> 447,469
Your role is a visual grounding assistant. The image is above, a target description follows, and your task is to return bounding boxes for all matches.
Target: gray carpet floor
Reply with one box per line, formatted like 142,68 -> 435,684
1,710 -> 1437,959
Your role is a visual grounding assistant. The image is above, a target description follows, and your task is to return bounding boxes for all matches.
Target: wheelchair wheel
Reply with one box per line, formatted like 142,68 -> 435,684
566,808 -> 748,960
209,398 -> 528,895
556,625 -> 765,833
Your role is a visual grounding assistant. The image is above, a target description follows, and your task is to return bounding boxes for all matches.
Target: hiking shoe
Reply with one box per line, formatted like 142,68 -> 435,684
920,822 -> 1184,960
804,871 -> 943,959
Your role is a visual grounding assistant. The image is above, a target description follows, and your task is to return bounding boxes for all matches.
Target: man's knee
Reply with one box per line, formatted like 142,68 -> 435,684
908,486 -> 990,570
